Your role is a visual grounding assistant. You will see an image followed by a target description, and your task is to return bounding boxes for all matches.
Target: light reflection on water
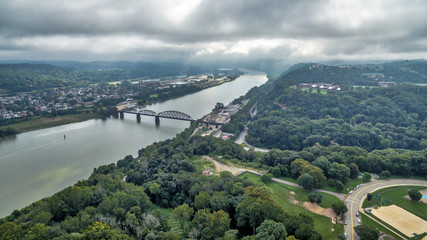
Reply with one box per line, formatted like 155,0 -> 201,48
0,70 -> 267,217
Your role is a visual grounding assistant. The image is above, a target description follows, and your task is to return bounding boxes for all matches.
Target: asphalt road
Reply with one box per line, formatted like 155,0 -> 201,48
343,179 -> 427,240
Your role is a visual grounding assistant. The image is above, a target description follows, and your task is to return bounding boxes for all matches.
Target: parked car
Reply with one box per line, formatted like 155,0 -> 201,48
357,218 -> 361,224
356,212 -> 359,217
345,220 -> 348,225
344,233 -> 347,238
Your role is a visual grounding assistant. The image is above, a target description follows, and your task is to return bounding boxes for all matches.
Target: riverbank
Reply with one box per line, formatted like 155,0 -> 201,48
1,74 -> 241,136
0,69 -> 267,218
5,113 -> 101,133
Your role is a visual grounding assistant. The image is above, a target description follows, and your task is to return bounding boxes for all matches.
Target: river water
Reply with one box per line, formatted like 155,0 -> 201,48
0,70 -> 267,217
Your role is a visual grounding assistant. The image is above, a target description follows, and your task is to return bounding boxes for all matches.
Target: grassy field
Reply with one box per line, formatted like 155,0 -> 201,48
192,156 -> 215,174
362,186 -> 427,220
320,178 -> 365,193
108,81 -> 121,85
7,113 -> 100,132
240,172 -> 343,239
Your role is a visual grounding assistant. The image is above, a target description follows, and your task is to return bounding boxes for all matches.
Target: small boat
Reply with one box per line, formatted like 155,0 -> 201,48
64,134 -> 66,139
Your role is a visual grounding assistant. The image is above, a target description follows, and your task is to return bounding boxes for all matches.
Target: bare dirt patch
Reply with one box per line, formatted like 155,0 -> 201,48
288,193 -> 299,205
371,205 -> 427,237
202,156 -> 246,176
303,202 -> 337,221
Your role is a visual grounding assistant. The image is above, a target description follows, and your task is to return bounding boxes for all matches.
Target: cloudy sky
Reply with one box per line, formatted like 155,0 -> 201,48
0,0 -> 426,63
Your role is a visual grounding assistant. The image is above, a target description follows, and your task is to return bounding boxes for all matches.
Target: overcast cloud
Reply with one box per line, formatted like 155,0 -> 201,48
0,0 -> 426,62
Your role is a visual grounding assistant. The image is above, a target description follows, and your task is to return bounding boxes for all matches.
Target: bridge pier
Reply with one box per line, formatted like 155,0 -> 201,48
136,114 -> 141,122
155,115 -> 160,126
112,111 -> 119,118
119,111 -> 124,119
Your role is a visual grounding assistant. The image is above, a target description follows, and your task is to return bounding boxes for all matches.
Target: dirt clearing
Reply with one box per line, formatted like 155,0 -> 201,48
303,202 -> 337,221
202,156 -> 246,175
371,205 -> 427,237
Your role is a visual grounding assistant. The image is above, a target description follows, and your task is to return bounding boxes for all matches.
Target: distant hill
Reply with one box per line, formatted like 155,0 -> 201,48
0,62 -> 212,93
273,60 -> 427,87
0,64 -> 74,93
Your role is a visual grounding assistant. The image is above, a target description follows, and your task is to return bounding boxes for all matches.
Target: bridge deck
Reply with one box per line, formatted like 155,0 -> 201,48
120,110 -> 224,125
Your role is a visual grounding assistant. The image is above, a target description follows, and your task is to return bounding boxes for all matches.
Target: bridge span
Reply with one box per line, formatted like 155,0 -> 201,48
114,109 -> 224,127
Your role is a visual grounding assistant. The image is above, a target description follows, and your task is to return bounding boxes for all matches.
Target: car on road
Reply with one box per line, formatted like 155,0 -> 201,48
344,220 -> 347,225
345,200 -> 348,204
357,218 -> 361,224
344,233 -> 347,238
349,190 -> 353,194
356,212 -> 359,217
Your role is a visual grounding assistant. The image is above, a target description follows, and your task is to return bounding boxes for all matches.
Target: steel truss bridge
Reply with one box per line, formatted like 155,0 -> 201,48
116,109 -> 224,126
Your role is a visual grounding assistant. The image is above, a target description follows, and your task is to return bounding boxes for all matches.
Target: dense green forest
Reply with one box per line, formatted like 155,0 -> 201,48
223,62 -> 427,152
0,62 -> 210,93
1,122 -> 426,239
0,127 -> 320,240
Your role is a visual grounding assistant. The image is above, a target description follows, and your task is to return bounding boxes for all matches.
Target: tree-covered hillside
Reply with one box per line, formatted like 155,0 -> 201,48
0,127 -> 330,240
276,60 -> 427,87
0,62 -> 210,93
1,122 -> 426,239
225,61 -> 427,152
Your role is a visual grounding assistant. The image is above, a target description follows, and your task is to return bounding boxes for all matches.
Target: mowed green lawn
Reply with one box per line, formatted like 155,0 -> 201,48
240,172 -> 343,239
362,186 -> 427,221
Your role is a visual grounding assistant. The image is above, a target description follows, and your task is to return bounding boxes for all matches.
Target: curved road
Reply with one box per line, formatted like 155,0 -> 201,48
344,179 -> 427,240
234,102 -> 271,153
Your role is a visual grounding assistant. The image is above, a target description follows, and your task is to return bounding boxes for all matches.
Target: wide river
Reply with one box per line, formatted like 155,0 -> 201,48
0,70 -> 267,217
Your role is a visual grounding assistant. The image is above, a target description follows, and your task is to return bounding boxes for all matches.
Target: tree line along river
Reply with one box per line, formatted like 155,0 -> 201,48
0,69 -> 267,217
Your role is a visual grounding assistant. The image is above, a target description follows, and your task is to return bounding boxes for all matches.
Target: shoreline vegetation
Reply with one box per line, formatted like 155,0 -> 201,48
4,113 -> 102,133
0,74 -> 240,135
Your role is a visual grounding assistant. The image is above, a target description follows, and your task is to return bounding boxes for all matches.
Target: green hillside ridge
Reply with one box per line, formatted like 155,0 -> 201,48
224,61 -> 427,152
0,62 -> 211,93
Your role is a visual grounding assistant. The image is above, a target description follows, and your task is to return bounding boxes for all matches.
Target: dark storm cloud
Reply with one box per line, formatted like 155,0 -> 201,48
0,0 -> 426,61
